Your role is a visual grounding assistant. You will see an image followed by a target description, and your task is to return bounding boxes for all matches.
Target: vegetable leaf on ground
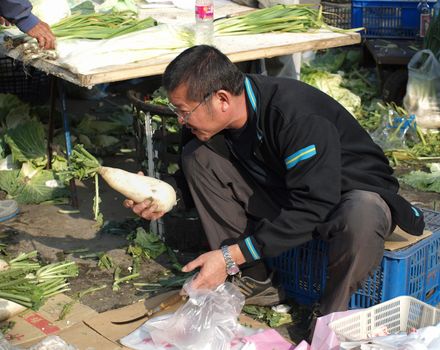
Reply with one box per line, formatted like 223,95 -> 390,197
4,120 -> 46,164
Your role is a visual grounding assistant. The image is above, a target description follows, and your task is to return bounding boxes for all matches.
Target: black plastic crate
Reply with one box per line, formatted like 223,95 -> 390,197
0,56 -> 50,105
322,1 -> 352,29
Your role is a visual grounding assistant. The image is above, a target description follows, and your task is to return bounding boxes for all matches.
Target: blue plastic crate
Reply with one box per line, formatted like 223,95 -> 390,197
270,208 -> 440,308
351,0 -> 436,39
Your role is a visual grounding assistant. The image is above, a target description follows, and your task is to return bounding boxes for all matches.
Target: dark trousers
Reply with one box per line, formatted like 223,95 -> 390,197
181,139 -> 393,314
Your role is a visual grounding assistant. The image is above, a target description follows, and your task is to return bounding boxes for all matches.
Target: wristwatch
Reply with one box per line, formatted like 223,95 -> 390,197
221,245 -> 240,276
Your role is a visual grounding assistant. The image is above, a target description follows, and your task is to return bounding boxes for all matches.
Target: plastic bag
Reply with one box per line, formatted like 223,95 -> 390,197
0,334 -> 22,350
403,49 -> 440,130
145,276 -> 245,350
371,110 -> 419,150
28,336 -> 77,350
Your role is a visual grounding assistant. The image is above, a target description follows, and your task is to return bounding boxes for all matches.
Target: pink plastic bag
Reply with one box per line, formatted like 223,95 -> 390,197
294,310 -> 359,350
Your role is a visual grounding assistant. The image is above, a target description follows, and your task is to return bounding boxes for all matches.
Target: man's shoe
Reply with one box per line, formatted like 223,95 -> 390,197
0,200 -> 19,223
306,303 -> 323,344
231,274 -> 285,306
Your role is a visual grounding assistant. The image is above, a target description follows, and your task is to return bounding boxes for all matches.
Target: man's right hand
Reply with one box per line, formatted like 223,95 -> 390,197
123,198 -> 165,221
27,21 -> 56,50
122,170 -> 166,221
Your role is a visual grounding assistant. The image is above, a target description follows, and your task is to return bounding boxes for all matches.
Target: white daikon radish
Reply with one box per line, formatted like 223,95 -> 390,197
98,167 -> 177,213
0,259 -> 9,271
0,298 -> 26,322
68,145 -> 177,213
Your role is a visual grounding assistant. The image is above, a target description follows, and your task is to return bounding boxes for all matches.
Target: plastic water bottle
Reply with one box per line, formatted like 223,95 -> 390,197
195,0 -> 214,45
417,0 -> 431,37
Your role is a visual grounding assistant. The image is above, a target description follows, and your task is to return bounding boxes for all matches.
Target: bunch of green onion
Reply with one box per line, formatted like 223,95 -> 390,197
51,11 -> 157,40
0,251 -> 78,310
214,4 -> 325,35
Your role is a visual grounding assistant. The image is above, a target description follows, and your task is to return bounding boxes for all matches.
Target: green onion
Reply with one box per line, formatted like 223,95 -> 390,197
0,251 -> 78,310
51,11 -> 157,40
214,4 -> 361,36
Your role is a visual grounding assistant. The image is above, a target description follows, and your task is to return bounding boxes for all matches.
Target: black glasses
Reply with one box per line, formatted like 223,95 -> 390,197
167,93 -> 212,123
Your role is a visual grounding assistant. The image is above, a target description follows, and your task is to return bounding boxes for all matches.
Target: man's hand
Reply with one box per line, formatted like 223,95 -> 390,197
0,17 -> 11,26
27,21 -> 56,50
123,198 -> 165,221
123,171 -> 166,221
182,250 -> 228,290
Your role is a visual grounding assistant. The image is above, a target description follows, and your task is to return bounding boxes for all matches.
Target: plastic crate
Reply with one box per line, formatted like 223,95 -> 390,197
329,296 -> 440,341
322,2 -> 352,29
270,208 -> 440,308
351,0 -> 436,39
0,56 -> 50,105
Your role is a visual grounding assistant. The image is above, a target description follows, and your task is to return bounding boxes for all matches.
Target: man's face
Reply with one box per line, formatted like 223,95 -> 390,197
168,84 -> 232,142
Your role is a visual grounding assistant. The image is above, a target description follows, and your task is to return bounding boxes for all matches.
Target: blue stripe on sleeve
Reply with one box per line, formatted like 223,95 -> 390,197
244,237 -> 260,260
244,77 -> 257,112
411,207 -> 420,217
284,145 -> 317,170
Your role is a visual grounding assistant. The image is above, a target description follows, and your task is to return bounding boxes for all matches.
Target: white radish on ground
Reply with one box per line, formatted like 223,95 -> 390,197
0,260 -> 9,271
98,167 -> 177,213
0,298 -> 27,322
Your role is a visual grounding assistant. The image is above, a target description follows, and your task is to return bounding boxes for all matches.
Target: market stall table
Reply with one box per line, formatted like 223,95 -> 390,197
0,1 -> 360,210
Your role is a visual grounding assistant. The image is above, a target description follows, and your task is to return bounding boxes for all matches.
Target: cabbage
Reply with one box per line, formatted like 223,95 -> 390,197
31,0 -> 71,25
4,120 -> 46,165
0,167 -> 68,204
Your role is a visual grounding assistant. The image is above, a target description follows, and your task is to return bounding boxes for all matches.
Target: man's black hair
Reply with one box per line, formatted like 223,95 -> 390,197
163,45 -> 245,101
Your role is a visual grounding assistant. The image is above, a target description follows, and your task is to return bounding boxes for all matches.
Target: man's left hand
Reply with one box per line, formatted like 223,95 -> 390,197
0,17 -> 11,26
182,250 -> 228,290
27,21 -> 56,50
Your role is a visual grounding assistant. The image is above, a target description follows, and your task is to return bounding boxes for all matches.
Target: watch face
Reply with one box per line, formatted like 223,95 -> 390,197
227,265 -> 240,275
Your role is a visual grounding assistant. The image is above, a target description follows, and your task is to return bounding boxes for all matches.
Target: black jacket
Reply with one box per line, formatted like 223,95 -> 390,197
226,74 -> 425,261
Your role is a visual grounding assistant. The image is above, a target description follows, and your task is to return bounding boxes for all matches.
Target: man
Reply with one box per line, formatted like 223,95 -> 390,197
125,46 -> 425,315
0,0 -> 56,50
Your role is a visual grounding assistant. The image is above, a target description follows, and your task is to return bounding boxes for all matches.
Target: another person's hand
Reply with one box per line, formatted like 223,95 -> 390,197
181,250 -> 228,290
0,17 -> 11,26
123,171 -> 166,221
27,21 -> 56,50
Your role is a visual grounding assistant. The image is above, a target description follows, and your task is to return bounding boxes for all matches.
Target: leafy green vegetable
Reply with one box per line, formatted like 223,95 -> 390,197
0,167 -> 68,204
4,120 -> 46,165
132,227 -> 167,260
242,305 -> 293,328
0,251 -> 78,309
400,164 -> 440,193
0,94 -> 23,125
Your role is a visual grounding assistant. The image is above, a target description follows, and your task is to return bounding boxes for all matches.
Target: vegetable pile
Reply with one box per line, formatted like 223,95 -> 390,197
0,251 -> 78,310
51,11 -> 157,40
214,4 -> 360,36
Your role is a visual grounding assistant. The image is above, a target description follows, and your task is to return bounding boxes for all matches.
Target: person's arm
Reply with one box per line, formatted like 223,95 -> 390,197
0,0 -> 38,33
0,0 -> 55,49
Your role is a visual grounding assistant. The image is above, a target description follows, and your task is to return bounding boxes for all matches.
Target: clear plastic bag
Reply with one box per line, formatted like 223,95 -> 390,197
371,110 -> 419,151
403,50 -> 440,130
145,276 -> 245,350
28,336 -> 77,350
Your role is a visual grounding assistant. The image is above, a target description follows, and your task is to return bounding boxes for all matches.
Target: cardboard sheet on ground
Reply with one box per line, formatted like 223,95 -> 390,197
1,293 -> 98,348
385,227 -> 432,251
56,322 -> 124,350
84,290 -> 182,343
